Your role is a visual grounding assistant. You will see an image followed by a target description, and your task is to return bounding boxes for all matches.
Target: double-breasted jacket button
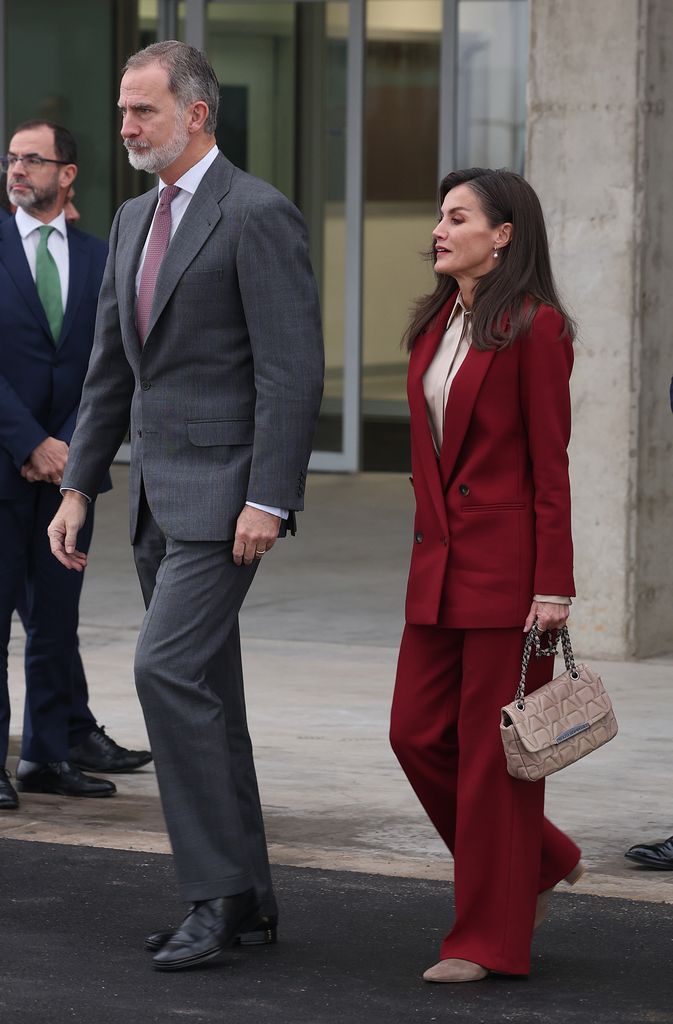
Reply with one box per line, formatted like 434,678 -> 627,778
415,532 -> 424,543
141,379 -> 151,391
458,483 -> 470,496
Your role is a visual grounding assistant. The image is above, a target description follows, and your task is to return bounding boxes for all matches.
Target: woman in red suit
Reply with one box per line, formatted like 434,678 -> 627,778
390,168 -> 584,984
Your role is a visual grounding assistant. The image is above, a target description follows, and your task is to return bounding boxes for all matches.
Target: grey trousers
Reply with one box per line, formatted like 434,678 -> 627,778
132,493 -> 276,911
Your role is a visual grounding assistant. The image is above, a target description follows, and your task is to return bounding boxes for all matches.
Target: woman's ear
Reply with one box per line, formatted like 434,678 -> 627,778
496,222 -> 513,247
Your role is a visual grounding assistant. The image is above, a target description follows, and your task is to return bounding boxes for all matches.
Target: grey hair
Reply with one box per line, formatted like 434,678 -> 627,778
123,40 -> 220,134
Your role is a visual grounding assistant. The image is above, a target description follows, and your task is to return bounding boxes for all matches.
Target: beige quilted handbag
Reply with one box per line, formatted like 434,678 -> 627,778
500,624 -> 618,782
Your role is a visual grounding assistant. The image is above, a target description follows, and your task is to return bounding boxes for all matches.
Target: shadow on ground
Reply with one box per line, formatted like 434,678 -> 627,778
0,838 -> 669,1024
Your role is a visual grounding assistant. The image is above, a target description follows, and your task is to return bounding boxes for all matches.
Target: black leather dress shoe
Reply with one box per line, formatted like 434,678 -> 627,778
152,890 -> 260,971
0,768 -> 19,810
625,835 -> 673,869
144,912 -> 278,952
68,726 -> 152,774
16,761 -> 116,797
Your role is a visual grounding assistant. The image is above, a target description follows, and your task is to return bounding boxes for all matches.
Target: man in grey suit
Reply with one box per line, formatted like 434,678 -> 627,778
48,41 -> 324,972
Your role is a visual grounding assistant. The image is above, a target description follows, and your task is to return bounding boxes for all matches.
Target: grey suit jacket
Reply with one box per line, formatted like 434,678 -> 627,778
62,152 -> 325,542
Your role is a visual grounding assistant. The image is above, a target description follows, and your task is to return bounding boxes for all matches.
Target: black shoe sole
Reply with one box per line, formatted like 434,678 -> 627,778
152,943 -> 226,972
17,783 -> 115,797
69,756 -> 153,774
0,802 -> 19,810
238,925 -> 277,947
144,925 -> 277,952
624,853 -> 673,870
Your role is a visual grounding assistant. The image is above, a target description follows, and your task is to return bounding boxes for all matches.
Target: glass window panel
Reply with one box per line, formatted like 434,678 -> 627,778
139,0 -> 159,44
205,2 -> 348,455
457,0 -> 528,172
5,0 -> 115,239
206,3 -> 296,196
362,0 -> 442,471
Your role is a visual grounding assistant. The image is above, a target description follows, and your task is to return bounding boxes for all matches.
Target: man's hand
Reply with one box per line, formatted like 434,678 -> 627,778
47,491 -> 89,571
22,437 -> 69,485
523,600 -> 570,634
233,505 -> 280,566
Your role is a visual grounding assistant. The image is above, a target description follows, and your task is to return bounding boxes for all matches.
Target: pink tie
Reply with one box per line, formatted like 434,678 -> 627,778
136,184 -> 181,345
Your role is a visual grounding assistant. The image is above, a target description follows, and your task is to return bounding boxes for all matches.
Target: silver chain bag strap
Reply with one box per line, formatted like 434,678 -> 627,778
500,622 -> 618,782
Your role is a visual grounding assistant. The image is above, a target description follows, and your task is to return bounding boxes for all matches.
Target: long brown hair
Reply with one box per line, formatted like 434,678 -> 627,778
404,167 -> 576,351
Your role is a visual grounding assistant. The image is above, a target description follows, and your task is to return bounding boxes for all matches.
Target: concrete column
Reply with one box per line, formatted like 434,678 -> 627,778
526,0 -> 673,658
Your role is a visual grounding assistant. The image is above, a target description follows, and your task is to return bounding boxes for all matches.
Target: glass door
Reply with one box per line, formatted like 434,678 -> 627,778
204,0 -> 363,470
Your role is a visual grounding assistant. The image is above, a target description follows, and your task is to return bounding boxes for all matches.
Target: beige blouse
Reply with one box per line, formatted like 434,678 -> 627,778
422,293 -> 570,608
423,292 -> 472,452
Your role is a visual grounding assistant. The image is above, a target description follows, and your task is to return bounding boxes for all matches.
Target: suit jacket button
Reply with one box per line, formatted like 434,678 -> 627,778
458,484 -> 470,496
415,532 -> 424,543
141,379 -> 151,391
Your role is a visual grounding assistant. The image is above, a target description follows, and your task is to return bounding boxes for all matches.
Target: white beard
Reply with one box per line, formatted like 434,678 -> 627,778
125,117 -> 190,174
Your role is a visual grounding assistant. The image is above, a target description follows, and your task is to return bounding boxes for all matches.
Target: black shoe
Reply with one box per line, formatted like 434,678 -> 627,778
152,890 -> 260,971
16,760 -> 117,798
625,835 -> 673,869
144,912 -> 278,952
68,726 -> 152,774
0,768 -> 19,810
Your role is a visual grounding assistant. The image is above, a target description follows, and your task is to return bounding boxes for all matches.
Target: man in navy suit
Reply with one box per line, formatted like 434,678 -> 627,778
0,121 -> 151,808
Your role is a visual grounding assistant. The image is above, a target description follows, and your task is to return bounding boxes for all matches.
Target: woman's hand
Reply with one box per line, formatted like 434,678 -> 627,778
523,600 -> 570,634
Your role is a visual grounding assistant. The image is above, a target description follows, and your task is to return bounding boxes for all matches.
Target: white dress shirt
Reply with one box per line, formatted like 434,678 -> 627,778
423,293 -> 569,607
15,206 -> 69,310
135,145 -> 286,521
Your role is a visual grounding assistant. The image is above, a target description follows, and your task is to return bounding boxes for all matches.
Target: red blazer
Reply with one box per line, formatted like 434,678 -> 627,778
405,295 -> 575,629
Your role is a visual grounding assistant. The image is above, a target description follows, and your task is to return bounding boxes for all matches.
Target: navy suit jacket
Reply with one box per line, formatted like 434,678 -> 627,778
0,214 -> 111,500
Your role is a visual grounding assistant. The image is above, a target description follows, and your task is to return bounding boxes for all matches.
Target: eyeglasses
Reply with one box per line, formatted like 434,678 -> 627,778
0,153 -> 71,172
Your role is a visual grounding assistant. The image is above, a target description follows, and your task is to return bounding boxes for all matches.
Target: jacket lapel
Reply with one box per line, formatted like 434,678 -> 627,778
438,344 -> 496,490
407,297 -> 456,532
59,227 -> 90,347
143,154 -> 234,347
0,217 -> 53,339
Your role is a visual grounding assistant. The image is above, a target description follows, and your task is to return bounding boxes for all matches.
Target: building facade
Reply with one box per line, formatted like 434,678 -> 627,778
2,0 -> 673,658
0,0 -> 527,474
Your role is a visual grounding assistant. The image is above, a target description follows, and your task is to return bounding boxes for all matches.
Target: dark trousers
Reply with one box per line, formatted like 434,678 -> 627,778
0,484 -> 95,765
15,599 -> 97,748
391,625 -> 581,975
132,492 -> 276,911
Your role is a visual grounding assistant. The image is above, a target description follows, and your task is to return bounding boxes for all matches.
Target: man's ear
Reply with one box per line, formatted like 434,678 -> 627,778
188,100 -> 210,133
59,164 -> 78,191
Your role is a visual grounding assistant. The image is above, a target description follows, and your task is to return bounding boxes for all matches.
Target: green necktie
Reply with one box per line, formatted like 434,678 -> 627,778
36,225 -> 63,343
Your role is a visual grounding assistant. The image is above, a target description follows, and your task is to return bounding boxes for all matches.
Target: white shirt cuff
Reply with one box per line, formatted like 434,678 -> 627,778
534,595 -> 572,605
246,501 -> 288,520
60,487 -> 91,503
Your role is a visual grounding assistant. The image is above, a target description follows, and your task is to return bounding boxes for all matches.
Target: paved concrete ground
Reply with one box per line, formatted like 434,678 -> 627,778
2,467 -> 673,913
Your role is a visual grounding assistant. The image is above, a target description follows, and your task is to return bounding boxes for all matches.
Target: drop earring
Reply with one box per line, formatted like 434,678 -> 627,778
493,246 -> 499,259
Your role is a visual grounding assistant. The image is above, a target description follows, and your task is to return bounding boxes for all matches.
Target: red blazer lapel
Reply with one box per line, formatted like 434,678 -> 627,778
439,345 -> 496,490
407,296 -> 455,531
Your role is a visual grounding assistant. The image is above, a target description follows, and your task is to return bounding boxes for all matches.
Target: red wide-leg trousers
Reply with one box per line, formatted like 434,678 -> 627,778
390,624 -> 581,975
